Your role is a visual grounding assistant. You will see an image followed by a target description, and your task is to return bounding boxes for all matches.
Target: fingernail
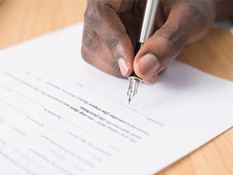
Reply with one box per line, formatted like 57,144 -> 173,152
118,58 -> 129,76
137,54 -> 160,76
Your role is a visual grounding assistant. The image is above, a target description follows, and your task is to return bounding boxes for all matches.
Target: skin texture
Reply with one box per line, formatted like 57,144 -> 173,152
82,0 -> 232,85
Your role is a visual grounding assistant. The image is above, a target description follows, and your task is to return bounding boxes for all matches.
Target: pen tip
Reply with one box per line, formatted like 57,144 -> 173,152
128,98 -> 131,104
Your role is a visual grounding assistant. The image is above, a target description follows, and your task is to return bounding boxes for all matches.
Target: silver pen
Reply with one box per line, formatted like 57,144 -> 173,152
127,0 -> 160,103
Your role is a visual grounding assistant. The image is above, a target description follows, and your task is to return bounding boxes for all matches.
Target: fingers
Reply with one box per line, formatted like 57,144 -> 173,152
134,1 -> 215,85
84,1 -> 134,77
82,0 -> 215,86
82,24 -> 123,78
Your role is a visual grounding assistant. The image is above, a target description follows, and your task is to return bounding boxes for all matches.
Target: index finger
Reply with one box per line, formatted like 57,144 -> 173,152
84,1 -> 134,77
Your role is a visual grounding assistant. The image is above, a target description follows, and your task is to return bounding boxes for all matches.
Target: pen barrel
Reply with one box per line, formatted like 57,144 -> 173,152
129,42 -> 144,77
139,0 -> 159,42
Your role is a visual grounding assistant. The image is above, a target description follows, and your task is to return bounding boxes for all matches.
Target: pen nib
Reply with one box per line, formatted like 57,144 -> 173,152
128,98 -> 131,104
127,77 -> 141,104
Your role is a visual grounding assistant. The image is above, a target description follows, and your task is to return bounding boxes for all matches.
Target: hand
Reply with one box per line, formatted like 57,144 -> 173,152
82,0 -> 215,85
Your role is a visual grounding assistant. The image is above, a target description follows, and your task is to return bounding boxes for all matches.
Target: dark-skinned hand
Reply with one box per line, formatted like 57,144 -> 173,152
82,0 -> 216,85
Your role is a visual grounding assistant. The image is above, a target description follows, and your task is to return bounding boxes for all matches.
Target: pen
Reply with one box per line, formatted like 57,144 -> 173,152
127,0 -> 159,104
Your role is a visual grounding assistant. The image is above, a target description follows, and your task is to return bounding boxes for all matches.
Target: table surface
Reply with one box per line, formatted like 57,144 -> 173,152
0,0 -> 232,175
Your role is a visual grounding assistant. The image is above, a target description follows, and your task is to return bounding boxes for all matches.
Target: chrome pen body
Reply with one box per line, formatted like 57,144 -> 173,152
127,0 -> 159,103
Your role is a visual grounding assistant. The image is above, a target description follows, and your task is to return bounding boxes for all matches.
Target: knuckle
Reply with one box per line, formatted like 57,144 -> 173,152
84,6 -> 101,27
82,30 -> 99,54
154,31 -> 185,66
156,34 -> 173,51
106,32 -> 127,50
157,32 -> 184,53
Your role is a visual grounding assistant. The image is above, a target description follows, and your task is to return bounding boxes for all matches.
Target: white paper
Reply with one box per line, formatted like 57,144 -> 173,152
0,23 -> 232,175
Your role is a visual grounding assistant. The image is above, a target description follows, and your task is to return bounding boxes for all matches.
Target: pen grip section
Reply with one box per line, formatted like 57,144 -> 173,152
130,42 -> 144,77
134,42 -> 144,56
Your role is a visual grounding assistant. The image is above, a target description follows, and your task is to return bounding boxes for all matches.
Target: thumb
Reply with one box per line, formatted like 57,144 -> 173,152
133,2 -> 212,82
133,23 -> 187,80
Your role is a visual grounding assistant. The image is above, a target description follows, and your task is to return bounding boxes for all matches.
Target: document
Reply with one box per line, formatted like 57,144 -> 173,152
0,23 -> 232,175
